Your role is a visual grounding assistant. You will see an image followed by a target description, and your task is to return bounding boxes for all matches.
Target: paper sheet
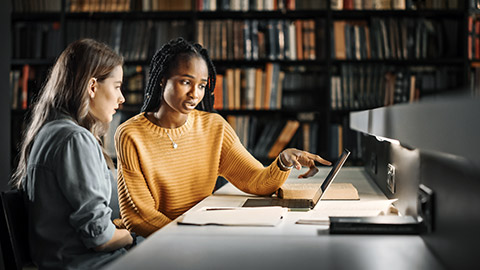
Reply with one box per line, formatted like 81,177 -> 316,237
178,207 -> 288,226
296,199 -> 398,225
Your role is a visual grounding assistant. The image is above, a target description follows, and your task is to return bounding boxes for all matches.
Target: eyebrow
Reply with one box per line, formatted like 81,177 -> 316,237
181,74 -> 208,82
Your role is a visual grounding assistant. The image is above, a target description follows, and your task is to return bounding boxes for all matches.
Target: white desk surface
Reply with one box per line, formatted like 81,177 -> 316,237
103,167 -> 444,270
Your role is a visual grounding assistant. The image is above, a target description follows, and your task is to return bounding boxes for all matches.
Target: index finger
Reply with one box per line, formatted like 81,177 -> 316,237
305,153 -> 331,166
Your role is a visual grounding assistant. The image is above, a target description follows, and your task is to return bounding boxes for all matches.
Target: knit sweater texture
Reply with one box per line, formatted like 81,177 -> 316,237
115,110 -> 290,237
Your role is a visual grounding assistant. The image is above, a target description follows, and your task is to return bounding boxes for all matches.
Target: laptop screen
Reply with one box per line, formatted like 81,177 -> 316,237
318,149 -> 351,199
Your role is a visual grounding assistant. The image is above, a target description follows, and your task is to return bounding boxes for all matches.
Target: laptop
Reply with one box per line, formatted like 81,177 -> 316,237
242,149 -> 351,210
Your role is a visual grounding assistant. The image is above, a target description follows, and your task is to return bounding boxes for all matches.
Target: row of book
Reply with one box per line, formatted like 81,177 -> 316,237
65,20 -> 189,61
12,0 -> 62,12
225,116 -> 320,159
214,63 -> 284,110
69,0 -> 134,11
330,64 -> 463,111
9,65 -> 50,110
197,19 -> 318,62
12,22 -> 63,59
332,18 -> 459,60
468,15 -> 480,60
331,0 -> 462,10
12,0 -> 462,13
121,64 -> 326,111
196,0 -> 325,11
9,64 -> 146,111
65,0 -> 324,12
228,115 -> 364,162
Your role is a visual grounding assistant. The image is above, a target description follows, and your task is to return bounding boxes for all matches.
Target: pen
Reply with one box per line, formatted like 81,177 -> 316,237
288,208 -> 310,212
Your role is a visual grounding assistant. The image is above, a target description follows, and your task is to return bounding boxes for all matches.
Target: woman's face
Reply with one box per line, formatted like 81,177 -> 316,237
88,65 -> 125,123
161,56 -> 208,115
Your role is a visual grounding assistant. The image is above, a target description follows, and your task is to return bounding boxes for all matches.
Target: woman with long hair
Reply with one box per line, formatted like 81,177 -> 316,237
11,39 -> 133,269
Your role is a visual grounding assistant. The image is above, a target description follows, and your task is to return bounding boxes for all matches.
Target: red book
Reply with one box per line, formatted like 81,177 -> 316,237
468,16 -> 473,59
343,0 -> 353,10
475,19 -> 480,59
21,64 -> 30,110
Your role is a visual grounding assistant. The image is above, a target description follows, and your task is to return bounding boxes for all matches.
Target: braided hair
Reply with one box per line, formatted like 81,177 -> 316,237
141,38 -> 217,113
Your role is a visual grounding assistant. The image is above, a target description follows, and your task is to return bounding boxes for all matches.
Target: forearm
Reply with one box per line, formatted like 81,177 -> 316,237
121,205 -> 172,237
94,228 -> 133,252
221,141 -> 290,195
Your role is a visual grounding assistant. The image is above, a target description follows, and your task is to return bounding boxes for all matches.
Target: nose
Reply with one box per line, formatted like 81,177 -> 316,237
118,92 -> 125,104
189,86 -> 201,99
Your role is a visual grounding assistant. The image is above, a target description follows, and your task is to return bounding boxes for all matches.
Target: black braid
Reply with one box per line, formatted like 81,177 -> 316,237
141,37 -> 217,113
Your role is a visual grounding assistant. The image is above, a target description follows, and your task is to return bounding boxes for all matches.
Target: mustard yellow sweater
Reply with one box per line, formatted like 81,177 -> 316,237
115,110 -> 290,237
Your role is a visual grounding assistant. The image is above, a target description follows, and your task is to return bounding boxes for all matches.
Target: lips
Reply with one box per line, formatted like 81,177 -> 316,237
185,101 -> 197,109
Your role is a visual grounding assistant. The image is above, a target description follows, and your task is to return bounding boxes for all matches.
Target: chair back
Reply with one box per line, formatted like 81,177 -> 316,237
0,189 -> 32,270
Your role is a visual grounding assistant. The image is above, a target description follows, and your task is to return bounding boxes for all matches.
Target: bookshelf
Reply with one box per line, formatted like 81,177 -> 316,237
8,0 -> 472,168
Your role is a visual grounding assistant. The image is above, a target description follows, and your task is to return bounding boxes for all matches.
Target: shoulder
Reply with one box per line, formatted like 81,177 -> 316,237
32,119 -> 101,164
39,119 -> 96,146
115,113 -> 148,138
191,110 -> 237,142
192,110 -> 228,127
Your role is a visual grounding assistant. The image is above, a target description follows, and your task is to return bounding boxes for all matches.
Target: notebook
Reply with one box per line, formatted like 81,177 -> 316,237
242,149 -> 351,210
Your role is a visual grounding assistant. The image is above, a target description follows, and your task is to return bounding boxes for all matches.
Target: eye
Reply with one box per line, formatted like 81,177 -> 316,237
199,84 -> 206,90
181,80 -> 190,85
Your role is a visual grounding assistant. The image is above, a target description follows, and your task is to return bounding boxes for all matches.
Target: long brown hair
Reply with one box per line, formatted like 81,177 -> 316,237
11,39 -> 124,189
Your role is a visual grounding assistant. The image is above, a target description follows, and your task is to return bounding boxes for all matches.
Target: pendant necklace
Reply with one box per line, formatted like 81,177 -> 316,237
165,131 -> 178,149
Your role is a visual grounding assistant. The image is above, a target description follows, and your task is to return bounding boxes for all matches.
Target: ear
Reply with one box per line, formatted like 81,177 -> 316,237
88,77 -> 97,98
160,78 -> 166,88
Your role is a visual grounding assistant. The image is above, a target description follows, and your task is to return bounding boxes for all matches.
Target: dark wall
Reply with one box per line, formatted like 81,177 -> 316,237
363,133 -> 480,268
420,151 -> 480,269
0,0 -> 12,191
363,134 -> 420,216
0,0 -> 11,268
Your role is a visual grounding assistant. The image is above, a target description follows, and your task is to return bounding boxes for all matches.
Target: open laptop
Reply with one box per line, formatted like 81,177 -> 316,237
242,149 -> 351,209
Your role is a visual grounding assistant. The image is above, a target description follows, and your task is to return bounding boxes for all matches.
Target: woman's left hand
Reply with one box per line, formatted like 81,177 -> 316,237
279,148 -> 332,178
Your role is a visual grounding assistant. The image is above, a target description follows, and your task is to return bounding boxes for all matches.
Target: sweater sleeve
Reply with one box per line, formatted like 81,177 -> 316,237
115,126 -> 172,237
219,122 -> 290,196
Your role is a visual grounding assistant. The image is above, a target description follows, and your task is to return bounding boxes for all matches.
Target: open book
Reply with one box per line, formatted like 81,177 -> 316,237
178,207 -> 287,226
277,183 -> 360,201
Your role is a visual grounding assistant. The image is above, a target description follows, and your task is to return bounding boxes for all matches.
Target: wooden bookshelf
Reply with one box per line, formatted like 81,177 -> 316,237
8,0 -> 473,167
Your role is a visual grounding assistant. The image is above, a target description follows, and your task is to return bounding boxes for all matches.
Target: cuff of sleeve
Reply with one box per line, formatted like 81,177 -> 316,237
82,221 -> 116,249
269,156 -> 291,180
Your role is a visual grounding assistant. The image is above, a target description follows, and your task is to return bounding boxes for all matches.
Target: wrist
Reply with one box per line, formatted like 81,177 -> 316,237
278,153 -> 294,171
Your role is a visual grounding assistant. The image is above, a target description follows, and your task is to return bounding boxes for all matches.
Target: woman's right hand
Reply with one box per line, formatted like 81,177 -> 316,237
94,228 -> 133,252
279,148 -> 331,178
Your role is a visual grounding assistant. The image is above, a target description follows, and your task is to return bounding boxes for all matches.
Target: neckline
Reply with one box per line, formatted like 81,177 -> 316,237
140,111 -> 195,138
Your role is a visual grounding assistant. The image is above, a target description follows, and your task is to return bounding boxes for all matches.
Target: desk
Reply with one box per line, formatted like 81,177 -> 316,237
103,167 -> 444,270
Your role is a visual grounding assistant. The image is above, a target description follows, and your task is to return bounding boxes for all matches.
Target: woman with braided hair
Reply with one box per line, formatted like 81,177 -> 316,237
114,38 -> 331,237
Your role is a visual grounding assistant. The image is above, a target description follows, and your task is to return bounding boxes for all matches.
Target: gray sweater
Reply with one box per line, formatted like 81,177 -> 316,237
25,116 -> 125,270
